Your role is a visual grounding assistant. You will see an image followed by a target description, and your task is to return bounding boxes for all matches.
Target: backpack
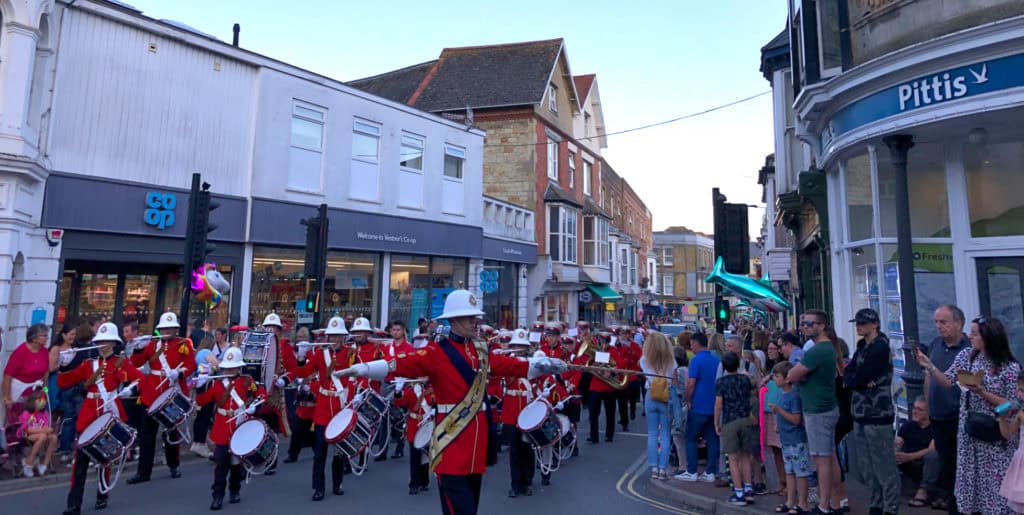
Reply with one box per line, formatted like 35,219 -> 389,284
649,375 -> 670,403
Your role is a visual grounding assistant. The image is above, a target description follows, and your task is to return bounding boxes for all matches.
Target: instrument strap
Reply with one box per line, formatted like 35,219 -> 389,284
519,378 -> 534,402
91,360 -> 114,414
229,384 -> 245,410
326,349 -> 344,391
429,337 -> 489,472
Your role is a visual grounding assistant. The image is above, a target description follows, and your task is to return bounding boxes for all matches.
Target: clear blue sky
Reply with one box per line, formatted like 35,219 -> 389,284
125,0 -> 787,236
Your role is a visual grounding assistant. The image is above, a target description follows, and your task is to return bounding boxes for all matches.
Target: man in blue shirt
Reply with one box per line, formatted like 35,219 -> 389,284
676,332 -> 722,482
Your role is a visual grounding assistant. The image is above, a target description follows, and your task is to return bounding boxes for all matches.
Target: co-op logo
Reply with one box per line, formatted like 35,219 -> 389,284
144,191 -> 177,230
898,64 -> 988,111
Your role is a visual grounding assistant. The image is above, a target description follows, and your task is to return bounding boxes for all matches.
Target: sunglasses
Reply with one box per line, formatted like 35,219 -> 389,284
973,316 -> 988,325
800,320 -> 819,327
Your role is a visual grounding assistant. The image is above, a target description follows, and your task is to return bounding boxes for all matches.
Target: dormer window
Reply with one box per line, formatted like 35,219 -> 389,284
548,83 -> 558,113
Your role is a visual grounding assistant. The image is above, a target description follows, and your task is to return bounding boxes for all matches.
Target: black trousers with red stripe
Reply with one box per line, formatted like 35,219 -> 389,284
67,447 -> 108,511
437,473 -> 482,515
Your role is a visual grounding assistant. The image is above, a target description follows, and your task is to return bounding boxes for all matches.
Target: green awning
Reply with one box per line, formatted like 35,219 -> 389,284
587,284 -> 623,301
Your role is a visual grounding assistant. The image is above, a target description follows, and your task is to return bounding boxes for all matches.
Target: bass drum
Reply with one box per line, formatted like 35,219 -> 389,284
517,400 -> 561,448
78,413 -> 137,466
229,419 -> 278,474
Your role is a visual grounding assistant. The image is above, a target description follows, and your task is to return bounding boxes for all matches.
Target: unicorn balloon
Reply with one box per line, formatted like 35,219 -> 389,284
191,263 -> 231,309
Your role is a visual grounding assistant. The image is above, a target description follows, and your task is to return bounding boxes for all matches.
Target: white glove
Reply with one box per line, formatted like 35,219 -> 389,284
118,386 -> 135,399
295,377 -> 304,386
413,384 -> 422,397
394,378 -> 406,391
59,349 -> 75,366
245,404 -> 257,415
275,377 -> 286,388
234,407 -> 245,417
300,383 -> 311,393
296,342 -> 311,359
166,369 -> 180,382
195,374 -> 211,388
554,400 -> 565,411
527,357 -> 568,380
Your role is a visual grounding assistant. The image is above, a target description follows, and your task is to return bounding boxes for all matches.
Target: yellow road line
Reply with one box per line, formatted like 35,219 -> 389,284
615,453 -> 699,515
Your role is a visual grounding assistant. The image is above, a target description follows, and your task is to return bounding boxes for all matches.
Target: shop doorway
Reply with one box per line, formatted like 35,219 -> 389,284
976,256 -> 1024,361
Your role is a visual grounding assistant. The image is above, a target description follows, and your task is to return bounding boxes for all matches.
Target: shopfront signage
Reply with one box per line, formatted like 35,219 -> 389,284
144,192 -> 177,230
578,290 -> 593,303
482,236 -> 537,265
820,52 -> 1024,153
356,231 -> 417,245
604,302 -> 616,312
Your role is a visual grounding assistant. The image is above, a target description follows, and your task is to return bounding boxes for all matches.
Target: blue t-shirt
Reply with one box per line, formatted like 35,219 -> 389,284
688,350 -> 721,416
787,347 -> 805,364
775,388 -> 807,447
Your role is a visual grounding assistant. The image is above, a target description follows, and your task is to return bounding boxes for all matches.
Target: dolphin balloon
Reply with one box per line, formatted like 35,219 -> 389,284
704,256 -> 791,312
191,263 -> 231,310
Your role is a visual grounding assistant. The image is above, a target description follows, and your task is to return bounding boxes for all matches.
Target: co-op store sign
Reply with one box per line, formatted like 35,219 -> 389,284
820,52 -> 1024,152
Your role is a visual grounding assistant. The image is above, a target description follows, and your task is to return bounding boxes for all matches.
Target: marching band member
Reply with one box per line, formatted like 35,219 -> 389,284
586,331 -> 621,444
127,312 -> 196,484
333,290 -> 568,515
261,313 -> 308,469
393,380 -> 435,495
388,321 -> 416,459
535,353 -> 570,487
502,329 -> 536,498
619,326 -> 643,429
349,317 -> 391,462
540,323 -> 567,361
60,322 -> 143,515
294,316 -> 354,501
194,346 -> 266,510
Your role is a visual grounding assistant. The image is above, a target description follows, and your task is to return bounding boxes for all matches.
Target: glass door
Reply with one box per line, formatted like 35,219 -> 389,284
976,257 -> 1024,361
123,274 -> 159,334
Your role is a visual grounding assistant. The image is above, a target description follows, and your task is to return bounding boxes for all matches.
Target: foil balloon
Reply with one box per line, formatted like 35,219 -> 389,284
704,256 -> 791,312
191,263 -> 231,309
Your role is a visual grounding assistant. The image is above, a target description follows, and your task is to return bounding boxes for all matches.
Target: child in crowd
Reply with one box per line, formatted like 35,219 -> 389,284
715,351 -> 756,506
19,389 -> 58,477
770,361 -> 811,515
998,374 -> 1024,512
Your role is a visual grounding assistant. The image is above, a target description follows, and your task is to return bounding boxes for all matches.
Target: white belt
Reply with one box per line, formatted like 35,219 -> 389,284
504,391 -> 529,397
149,370 -> 173,377
216,408 -> 236,416
318,388 -> 346,398
435,403 -> 486,414
86,392 -> 110,400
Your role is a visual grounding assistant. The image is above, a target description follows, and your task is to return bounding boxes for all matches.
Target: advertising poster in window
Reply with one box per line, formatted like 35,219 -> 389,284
409,288 -> 429,331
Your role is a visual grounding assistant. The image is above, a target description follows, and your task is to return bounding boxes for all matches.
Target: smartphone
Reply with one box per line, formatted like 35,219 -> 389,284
995,401 -> 1019,416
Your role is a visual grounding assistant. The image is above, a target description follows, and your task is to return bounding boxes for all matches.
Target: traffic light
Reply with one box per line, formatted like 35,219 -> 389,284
189,182 -> 219,265
303,216 -> 322,277
305,292 -> 318,312
716,298 -> 731,325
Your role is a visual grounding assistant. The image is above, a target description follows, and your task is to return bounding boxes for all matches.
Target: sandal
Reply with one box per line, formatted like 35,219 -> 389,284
930,498 -> 948,511
651,468 -> 659,480
908,497 -> 929,508
775,503 -> 792,513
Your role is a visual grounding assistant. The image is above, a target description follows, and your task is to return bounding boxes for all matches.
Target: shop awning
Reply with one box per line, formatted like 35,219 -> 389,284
587,284 -> 622,301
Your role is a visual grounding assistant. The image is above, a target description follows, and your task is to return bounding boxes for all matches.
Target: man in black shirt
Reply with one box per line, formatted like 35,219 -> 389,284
922,304 -> 967,513
896,397 -> 939,508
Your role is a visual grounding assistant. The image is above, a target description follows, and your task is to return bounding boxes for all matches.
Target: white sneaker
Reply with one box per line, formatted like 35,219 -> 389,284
22,465 -> 34,477
698,472 -> 716,482
37,465 -> 47,475
674,471 -> 699,481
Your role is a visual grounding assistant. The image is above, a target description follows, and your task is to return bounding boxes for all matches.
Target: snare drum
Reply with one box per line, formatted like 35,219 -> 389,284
229,419 -> 278,473
78,413 -> 137,465
356,390 -> 388,424
147,389 -> 194,430
328,408 -> 372,458
413,417 -> 434,451
517,400 -> 561,448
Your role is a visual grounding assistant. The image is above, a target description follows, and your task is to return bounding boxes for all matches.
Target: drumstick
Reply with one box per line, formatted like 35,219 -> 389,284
98,380 -> 140,410
230,398 -> 265,424
567,364 -> 675,380
155,365 -> 184,390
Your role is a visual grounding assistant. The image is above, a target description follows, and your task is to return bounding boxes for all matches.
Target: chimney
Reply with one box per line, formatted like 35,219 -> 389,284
232,23 -> 240,47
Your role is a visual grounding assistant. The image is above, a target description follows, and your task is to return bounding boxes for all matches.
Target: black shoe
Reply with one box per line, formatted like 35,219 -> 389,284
508,488 -> 518,498
312,490 -> 325,501
94,498 -> 108,510
373,454 -> 387,462
169,468 -> 181,479
229,492 -> 240,504
621,424 -> 629,432
408,487 -> 418,495
126,475 -> 150,485
62,509 -> 81,515
419,485 -> 429,493
605,437 -> 613,442
283,455 -> 298,463
523,487 -> 533,496
210,497 -> 223,511
333,486 -> 344,496
392,451 -> 404,459
586,437 -> 598,444
541,477 -> 551,486
264,467 -> 276,476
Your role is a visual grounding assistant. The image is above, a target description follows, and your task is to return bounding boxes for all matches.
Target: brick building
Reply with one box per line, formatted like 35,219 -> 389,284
351,38 -> 653,325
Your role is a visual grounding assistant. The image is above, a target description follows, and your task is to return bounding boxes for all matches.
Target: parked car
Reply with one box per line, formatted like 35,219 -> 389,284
658,323 -> 696,338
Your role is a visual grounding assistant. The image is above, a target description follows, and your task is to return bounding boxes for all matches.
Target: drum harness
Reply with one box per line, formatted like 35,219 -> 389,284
149,339 -> 193,446
86,357 -> 133,495
532,380 -> 575,475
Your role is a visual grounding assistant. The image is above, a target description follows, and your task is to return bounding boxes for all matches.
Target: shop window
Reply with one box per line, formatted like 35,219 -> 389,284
387,255 -> 430,329
482,261 -> 518,329
122,274 -> 159,332
877,142 -> 950,238
849,244 -> 879,322
873,243 -> 955,351
289,101 -> 325,192
844,152 -> 873,241
544,293 -> 569,322
443,144 -> 466,215
351,119 -> 381,202
398,133 -> 424,209
965,140 -> 1024,237
78,273 -> 117,322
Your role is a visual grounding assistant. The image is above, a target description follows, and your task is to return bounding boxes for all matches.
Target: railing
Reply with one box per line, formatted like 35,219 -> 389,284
482,196 -> 535,243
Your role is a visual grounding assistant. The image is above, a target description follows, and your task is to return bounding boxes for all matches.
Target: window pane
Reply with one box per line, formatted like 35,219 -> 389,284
965,140 -> 1024,237
291,117 -> 322,150
445,145 -> 466,159
400,135 -> 423,170
354,120 -> 380,136
849,244 -> 879,323
294,105 -> 324,122
289,146 -> 321,191
549,206 -> 559,234
352,132 -> 378,161
584,241 -> 595,265
549,234 -> 560,261
818,0 -> 841,71
388,255 -> 430,329
583,216 -> 595,240
444,155 -> 463,179
547,140 -> 558,179
877,142 -> 950,238
845,152 -> 873,241
879,243 -> 955,347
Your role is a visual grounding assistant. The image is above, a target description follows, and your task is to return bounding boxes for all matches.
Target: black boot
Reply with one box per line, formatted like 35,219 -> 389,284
210,497 -> 223,511
508,488 -> 518,498
333,485 -> 344,496
126,475 -> 149,485
94,497 -> 108,510
229,492 -> 240,504
408,487 -> 419,495
541,476 -> 551,486
312,490 -> 325,501
283,455 -> 298,463
62,509 -> 81,515
169,467 -> 181,479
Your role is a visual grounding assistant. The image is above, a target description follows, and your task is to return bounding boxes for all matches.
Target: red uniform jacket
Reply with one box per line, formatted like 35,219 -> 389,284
393,385 -> 435,443
543,342 -> 568,361
354,342 -> 386,392
130,336 -> 196,407
392,334 -> 529,475
588,345 -> 627,393
295,346 -> 357,426
195,375 -> 267,446
539,375 -> 569,408
58,355 -> 144,432
500,374 -> 534,426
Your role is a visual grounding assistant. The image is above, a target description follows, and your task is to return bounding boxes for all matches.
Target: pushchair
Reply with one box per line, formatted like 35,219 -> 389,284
1,379 -> 47,477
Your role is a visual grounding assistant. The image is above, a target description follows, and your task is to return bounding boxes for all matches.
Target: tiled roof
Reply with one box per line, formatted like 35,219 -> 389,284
543,183 -> 582,208
573,74 -> 595,102
582,197 -> 611,219
347,60 -> 438,105
348,38 -> 566,113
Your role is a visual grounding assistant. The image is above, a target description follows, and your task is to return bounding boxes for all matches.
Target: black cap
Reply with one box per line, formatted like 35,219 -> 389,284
849,308 -> 880,325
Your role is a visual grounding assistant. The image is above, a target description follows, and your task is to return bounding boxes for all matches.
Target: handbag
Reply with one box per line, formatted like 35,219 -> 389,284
963,355 -> 1005,443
